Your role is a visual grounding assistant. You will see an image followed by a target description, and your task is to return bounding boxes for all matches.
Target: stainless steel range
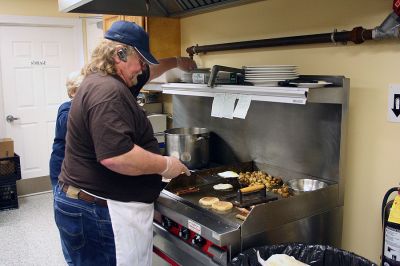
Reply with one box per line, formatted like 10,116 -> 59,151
153,75 -> 349,266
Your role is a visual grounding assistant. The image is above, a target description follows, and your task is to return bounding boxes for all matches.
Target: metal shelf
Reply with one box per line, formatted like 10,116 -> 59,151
143,83 -> 163,92
161,83 -> 346,105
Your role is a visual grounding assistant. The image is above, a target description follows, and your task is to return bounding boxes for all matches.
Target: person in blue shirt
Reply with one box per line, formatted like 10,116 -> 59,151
49,71 -> 83,189
49,72 -> 83,265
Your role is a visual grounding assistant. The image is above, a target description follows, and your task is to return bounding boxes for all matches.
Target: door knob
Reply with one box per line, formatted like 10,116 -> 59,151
6,115 -> 19,123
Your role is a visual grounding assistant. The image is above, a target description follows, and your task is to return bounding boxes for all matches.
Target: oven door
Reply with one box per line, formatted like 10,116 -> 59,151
153,222 -> 222,266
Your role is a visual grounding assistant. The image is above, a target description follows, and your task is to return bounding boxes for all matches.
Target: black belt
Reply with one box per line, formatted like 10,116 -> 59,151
60,182 -> 108,207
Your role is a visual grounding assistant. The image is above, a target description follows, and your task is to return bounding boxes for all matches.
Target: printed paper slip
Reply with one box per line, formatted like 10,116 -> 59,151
221,93 -> 236,119
233,95 -> 252,119
211,93 -> 224,118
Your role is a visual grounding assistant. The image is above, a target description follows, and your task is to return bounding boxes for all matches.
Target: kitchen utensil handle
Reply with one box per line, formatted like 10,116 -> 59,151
196,136 -> 205,142
235,214 -> 247,221
208,65 -> 244,88
240,184 -> 265,193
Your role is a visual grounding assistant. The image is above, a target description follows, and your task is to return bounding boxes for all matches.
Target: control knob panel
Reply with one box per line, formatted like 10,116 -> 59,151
178,227 -> 190,240
191,234 -> 206,248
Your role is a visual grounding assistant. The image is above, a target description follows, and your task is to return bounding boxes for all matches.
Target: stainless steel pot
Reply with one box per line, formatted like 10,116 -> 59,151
165,127 -> 210,169
287,178 -> 328,195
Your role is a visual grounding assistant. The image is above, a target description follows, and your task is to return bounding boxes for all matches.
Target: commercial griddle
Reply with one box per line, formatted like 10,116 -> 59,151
153,162 -> 339,266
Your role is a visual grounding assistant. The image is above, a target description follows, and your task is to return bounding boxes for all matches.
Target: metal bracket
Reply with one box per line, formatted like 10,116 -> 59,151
330,28 -> 337,45
331,29 -> 347,45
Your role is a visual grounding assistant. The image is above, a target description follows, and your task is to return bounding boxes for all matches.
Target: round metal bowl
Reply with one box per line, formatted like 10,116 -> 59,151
287,178 -> 328,194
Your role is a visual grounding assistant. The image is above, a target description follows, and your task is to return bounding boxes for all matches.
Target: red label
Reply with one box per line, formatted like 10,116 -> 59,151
188,220 -> 201,234
394,0 -> 400,11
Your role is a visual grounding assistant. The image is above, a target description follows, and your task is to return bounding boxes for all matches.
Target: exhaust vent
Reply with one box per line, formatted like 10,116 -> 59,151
58,0 -> 264,18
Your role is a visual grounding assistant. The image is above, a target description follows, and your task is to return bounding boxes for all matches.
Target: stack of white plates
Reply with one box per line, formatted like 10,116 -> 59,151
244,65 -> 298,86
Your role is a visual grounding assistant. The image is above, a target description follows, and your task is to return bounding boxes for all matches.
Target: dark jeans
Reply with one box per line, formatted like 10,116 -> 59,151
53,183 -> 116,266
51,183 -> 72,265
50,176 -> 58,191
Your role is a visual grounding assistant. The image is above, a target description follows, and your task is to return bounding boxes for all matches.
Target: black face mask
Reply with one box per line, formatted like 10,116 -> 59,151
128,64 -> 149,98
129,84 -> 141,98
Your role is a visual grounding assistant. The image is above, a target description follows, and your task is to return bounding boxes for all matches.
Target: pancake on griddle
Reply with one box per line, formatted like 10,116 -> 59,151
199,197 -> 219,206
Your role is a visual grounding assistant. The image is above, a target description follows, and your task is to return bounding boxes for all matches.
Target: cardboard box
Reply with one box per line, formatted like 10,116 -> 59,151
0,138 -> 14,158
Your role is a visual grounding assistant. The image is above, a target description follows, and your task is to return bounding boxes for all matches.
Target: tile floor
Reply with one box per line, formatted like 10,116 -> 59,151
0,192 -> 167,266
0,192 -> 66,265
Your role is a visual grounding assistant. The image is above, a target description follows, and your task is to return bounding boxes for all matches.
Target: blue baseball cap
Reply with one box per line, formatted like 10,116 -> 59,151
105,20 -> 159,65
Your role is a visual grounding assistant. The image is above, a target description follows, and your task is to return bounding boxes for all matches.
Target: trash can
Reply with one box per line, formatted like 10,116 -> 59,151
230,243 -> 377,266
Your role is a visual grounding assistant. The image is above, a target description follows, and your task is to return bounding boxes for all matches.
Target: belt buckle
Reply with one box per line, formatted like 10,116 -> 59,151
66,185 -> 80,199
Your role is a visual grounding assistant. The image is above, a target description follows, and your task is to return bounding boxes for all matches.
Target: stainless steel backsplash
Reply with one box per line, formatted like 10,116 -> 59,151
172,96 -> 342,182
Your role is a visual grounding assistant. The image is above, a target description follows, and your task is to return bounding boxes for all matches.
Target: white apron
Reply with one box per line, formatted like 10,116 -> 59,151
107,199 -> 154,266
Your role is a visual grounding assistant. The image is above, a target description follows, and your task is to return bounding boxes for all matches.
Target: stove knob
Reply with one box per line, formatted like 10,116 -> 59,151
191,234 -> 205,247
179,227 -> 190,240
161,217 -> 173,230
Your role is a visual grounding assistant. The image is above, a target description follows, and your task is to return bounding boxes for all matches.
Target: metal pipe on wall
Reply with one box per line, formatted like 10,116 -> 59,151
185,10 -> 400,58
186,27 -> 372,57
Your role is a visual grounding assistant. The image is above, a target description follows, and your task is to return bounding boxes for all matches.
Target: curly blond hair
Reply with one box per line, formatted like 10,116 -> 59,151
83,39 -> 136,76
66,71 -> 84,99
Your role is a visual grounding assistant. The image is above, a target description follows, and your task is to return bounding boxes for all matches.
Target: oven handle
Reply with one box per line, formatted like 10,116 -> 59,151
153,222 -> 222,266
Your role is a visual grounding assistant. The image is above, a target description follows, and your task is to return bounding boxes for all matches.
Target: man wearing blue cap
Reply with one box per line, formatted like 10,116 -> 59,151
53,20 -> 197,265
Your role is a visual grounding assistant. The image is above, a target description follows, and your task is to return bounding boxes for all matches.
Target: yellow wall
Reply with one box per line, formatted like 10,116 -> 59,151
0,0 -> 78,17
181,0 -> 400,263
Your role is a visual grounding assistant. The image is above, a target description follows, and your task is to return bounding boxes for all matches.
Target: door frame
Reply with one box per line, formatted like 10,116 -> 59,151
0,15 -> 84,138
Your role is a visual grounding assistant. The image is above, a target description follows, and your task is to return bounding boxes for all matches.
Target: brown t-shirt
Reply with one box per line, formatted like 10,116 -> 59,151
59,71 -> 162,203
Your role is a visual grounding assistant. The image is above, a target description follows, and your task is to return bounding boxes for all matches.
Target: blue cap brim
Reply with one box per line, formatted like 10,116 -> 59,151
134,47 -> 159,65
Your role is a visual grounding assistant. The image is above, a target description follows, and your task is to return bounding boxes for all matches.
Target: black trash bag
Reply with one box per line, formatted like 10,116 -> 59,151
230,243 -> 377,266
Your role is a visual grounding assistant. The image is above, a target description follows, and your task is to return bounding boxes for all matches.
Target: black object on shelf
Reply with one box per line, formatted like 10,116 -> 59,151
229,243 -> 377,266
208,65 -> 245,88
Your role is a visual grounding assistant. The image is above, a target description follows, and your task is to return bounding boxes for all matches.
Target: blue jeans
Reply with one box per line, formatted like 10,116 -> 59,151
53,183 -> 116,266
51,182 -> 73,265
50,176 -> 58,191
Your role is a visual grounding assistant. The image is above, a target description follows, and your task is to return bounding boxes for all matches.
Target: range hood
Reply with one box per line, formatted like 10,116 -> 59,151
58,0 -> 264,18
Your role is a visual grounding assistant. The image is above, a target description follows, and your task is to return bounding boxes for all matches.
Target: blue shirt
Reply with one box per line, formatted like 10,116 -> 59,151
49,101 -> 71,187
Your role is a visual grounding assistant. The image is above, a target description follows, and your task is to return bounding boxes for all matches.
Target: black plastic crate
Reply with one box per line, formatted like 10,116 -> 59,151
0,181 -> 18,211
0,153 -> 21,183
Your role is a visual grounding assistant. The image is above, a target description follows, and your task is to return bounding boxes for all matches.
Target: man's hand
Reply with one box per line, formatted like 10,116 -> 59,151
176,57 -> 197,72
160,156 -> 191,180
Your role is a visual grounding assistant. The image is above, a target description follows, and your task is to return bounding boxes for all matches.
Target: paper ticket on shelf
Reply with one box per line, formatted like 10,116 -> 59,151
233,95 -> 252,119
221,93 -> 236,119
211,93 -> 224,118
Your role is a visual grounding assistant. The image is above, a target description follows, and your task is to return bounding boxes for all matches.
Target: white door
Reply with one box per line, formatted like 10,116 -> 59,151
0,25 -> 81,179
85,17 -> 104,60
